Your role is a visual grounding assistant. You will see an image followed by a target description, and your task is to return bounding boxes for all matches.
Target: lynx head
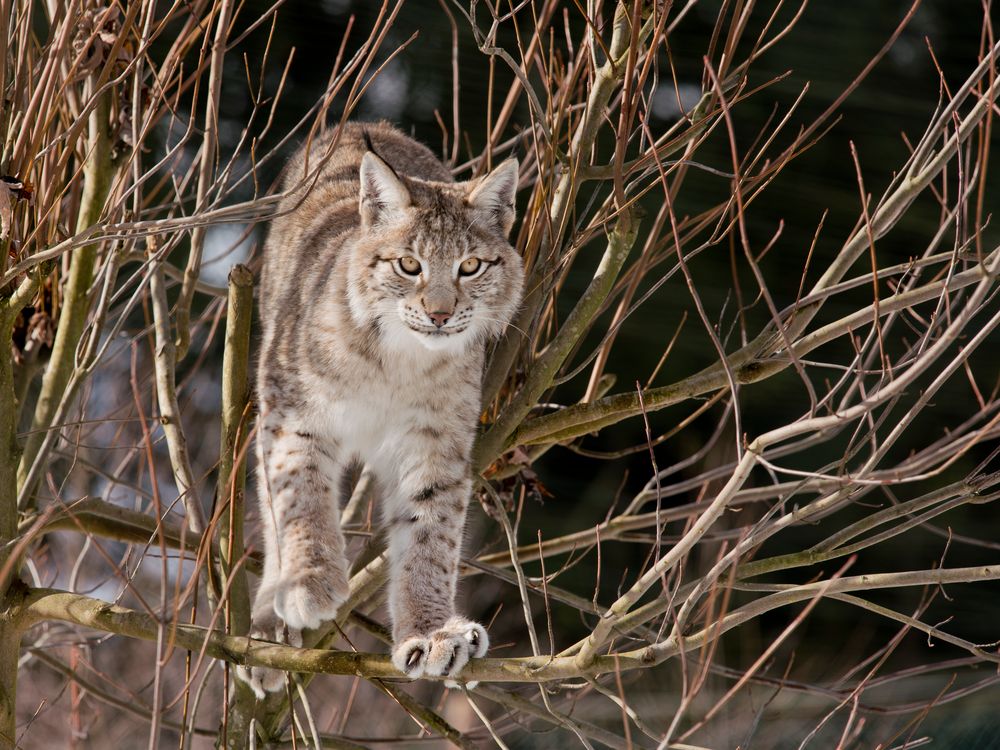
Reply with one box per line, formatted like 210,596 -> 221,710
347,151 -> 524,354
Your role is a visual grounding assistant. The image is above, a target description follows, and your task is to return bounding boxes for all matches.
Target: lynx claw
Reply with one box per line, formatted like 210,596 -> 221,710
442,618 -> 487,688
454,619 -> 489,659
392,618 -> 489,684
393,636 -> 431,678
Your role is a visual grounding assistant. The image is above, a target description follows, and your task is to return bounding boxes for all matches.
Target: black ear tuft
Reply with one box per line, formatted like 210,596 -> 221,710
362,128 -> 377,155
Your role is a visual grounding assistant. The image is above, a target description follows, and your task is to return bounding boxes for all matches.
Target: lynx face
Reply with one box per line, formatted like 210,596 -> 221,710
348,154 -> 524,354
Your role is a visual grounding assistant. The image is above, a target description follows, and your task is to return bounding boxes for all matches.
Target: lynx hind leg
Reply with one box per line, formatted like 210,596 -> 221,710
392,616 -> 488,684
236,586 -> 304,698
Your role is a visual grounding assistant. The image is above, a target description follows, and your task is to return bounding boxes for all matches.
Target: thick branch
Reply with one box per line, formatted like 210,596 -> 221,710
476,210 -> 639,468
18,566 -> 999,685
18,85 -> 115,503
215,264 -> 255,747
216,263 -> 254,630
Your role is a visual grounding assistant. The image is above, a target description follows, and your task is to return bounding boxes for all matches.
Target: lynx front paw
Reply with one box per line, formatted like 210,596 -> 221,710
273,567 -> 349,632
392,617 -> 488,682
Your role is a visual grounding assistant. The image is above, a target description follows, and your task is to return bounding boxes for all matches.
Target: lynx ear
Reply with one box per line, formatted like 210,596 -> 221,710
468,159 -> 518,238
360,151 -> 411,228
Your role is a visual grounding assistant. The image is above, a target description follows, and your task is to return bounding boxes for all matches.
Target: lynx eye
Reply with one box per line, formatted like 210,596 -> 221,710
397,256 -> 422,276
458,257 -> 482,277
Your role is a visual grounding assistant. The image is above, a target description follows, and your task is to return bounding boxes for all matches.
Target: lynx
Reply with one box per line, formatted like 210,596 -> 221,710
240,121 -> 523,696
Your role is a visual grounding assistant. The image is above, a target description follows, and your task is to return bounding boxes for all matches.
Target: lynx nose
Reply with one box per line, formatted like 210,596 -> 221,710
427,311 -> 452,328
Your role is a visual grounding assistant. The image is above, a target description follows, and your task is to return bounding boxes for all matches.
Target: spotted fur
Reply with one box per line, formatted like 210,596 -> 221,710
239,121 -> 523,696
